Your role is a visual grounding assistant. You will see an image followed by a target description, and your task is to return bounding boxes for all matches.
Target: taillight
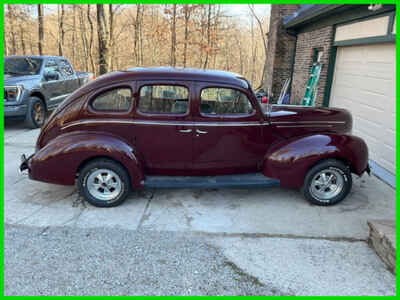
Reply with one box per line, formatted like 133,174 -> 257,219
261,96 -> 269,104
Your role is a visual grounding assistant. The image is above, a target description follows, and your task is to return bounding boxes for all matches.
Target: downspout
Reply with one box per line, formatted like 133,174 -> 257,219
286,29 -> 297,103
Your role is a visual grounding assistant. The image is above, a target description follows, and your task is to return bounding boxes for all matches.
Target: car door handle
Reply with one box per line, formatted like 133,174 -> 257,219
179,129 -> 192,133
196,129 -> 208,134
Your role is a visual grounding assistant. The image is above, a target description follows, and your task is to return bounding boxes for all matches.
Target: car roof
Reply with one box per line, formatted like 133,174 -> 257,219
5,55 -> 68,60
84,67 -> 250,91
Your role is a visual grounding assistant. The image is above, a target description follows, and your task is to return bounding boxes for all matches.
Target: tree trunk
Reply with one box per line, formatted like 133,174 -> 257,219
87,5 -> 96,75
37,4 -> 44,55
58,4 -> 65,56
96,4 -> 109,75
183,5 -> 191,68
107,4 -> 114,71
170,4 -> 177,67
203,4 -> 211,69
248,5 -> 268,88
72,5 -> 77,65
7,5 -> 17,55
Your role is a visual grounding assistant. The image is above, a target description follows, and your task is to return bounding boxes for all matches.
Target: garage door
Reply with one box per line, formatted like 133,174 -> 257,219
330,43 -> 396,185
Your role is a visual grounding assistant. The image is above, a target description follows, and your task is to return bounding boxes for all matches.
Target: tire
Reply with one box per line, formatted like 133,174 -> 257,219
77,158 -> 131,207
25,97 -> 47,129
302,159 -> 352,206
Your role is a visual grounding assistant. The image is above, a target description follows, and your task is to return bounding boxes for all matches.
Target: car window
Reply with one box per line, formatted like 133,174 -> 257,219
44,60 -> 62,79
138,85 -> 189,114
92,88 -> 132,111
59,59 -> 74,76
4,57 -> 43,75
200,87 -> 254,115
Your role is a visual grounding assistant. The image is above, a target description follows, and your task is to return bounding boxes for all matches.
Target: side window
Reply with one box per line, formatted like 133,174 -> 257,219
200,87 -> 254,115
44,60 -> 62,79
92,88 -> 132,111
138,85 -> 189,114
59,59 -> 74,76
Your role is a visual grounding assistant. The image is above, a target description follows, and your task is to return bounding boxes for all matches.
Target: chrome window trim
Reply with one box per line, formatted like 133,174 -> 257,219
61,119 -> 269,130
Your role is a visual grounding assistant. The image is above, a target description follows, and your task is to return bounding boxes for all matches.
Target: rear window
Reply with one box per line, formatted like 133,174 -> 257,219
92,88 -> 132,111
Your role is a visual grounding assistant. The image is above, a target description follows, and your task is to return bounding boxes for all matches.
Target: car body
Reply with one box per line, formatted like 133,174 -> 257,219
20,67 -> 369,207
4,55 -> 93,128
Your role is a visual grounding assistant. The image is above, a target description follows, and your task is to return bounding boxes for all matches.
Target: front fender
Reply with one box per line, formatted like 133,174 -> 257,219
262,133 -> 368,188
29,131 -> 145,188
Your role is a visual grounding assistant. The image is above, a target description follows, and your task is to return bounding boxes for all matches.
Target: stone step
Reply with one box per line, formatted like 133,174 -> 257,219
367,219 -> 396,274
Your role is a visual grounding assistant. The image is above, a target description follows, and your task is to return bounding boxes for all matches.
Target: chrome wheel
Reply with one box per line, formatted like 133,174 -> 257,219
309,168 -> 344,200
86,169 -> 122,202
33,102 -> 45,124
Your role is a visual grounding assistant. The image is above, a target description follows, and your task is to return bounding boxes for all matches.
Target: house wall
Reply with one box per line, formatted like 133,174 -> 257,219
263,5 -> 300,100
290,26 -> 334,105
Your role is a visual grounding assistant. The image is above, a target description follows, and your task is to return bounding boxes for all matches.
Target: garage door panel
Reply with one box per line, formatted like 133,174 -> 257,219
330,43 -> 395,175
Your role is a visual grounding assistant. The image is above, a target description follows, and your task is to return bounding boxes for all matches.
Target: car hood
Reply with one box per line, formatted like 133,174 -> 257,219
4,74 -> 41,86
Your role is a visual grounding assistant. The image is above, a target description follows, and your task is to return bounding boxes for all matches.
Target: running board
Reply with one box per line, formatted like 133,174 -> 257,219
144,173 -> 280,189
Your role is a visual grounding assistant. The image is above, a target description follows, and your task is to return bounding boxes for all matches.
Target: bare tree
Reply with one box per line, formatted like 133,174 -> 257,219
203,4 -> 212,69
169,4 -> 177,67
86,5 -> 96,74
7,5 -> 17,55
58,4 -> 65,56
37,4 -> 44,55
248,5 -> 268,88
96,4 -> 109,75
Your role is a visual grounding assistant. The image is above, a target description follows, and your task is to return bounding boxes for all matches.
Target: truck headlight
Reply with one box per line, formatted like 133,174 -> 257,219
4,86 -> 23,102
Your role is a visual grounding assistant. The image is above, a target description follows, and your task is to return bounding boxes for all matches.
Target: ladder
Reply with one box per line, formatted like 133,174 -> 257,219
302,63 -> 323,106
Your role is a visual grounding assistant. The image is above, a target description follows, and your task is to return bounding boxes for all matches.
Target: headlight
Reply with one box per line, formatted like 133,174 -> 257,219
4,86 -> 23,102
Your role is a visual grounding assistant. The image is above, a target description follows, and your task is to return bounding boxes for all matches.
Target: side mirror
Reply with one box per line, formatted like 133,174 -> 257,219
44,71 -> 59,81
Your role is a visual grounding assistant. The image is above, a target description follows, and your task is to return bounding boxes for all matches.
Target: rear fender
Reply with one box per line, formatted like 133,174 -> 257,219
262,133 -> 368,188
29,131 -> 144,187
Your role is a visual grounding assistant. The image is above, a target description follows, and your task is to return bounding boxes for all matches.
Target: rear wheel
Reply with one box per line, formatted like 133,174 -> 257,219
25,97 -> 46,129
78,159 -> 131,207
302,159 -> 352,206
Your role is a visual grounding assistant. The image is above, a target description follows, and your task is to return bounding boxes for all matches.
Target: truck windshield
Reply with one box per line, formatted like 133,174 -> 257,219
4,57 -> 43,76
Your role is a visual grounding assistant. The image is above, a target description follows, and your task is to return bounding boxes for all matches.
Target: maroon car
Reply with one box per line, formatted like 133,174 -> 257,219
20,67 -> 369,207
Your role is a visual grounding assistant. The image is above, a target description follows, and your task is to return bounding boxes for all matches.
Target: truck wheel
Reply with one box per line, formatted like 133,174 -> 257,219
78,158 -> 131,207
302,159 -> 352,206
25,97 -> 46,129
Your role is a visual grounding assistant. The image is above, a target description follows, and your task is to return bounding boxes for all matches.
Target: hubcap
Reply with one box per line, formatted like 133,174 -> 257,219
309,168 -> 344,200
87,169 -> 122,202
34,102 -> 44,124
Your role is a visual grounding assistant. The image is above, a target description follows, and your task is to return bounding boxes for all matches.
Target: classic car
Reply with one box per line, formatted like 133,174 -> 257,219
20,67 -> 370,207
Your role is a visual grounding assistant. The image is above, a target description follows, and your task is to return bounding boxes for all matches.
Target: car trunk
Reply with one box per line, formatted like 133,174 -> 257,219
267,105 -> 353,138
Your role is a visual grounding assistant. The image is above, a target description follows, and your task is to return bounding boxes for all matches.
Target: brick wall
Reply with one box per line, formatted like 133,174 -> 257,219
291,26 -> 334,106
263,5 -> 300,100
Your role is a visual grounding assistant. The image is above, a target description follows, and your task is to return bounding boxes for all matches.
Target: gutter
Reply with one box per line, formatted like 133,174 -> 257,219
284,5 -> 344,29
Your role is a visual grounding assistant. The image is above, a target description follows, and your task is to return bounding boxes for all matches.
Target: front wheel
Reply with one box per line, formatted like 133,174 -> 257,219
78,159 -> 131,207
302,159 -> 352,206
25,97 -> 47,129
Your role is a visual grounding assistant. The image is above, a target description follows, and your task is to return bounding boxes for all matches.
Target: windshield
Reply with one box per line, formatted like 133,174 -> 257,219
4,57 -> 43,76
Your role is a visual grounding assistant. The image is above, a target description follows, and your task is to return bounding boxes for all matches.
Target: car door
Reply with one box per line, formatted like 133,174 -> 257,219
192,82 -> 268,174
59,58 -> 80,94
132,80 -> 194,174
41,58 -> 66,108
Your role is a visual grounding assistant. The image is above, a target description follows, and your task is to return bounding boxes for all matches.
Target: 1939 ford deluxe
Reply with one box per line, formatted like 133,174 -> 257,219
20,67 -> 370,207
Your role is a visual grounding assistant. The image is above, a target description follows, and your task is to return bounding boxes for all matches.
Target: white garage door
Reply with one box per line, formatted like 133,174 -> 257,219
330,43 -> 396,185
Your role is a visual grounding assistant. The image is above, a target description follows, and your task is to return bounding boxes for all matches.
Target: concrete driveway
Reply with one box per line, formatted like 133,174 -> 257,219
4,120 -> 396,296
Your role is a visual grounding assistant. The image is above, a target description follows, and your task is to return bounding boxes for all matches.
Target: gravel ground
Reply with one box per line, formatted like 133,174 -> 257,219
5,224 -> 284,296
